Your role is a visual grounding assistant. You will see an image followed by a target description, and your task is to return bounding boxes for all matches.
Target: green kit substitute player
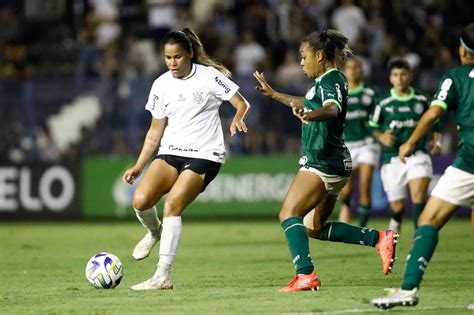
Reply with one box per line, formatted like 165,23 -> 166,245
369,59 -> 441,232
338,56 -> 380,226
372,23 -> 474,310
254,30 -> 398,292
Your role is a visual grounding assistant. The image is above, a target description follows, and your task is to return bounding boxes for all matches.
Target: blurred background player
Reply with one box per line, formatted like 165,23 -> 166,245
338,56 -> 379,227
122,28 -> 250,290
369,59 -> 441,232
254,30 -> 398,292
372,22 -> 474,310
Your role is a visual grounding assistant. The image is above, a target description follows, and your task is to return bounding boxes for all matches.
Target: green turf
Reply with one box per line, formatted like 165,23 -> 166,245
0,219 -> 472,314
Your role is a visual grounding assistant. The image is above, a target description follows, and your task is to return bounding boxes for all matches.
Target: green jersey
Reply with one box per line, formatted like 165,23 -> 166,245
369,87 -> 430,164
300,68 -> 352,176
345,83 -> 377,142
431,64 -> 474,174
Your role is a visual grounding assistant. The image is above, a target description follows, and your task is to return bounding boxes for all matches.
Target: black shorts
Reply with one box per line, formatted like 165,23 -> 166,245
156,155 -> 221,191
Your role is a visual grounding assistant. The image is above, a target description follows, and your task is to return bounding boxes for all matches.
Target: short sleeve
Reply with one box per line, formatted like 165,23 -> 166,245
210,68 -> 239,101
369,101 -> 383,129
144,80 -> 166,119
319,78 -> 344,112
431,74 -> 457,112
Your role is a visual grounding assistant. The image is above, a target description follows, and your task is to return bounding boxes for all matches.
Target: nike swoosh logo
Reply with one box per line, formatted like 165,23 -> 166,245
184,164 -> 190,168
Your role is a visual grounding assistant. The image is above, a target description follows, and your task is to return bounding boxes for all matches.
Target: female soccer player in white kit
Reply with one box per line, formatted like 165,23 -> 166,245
122,28 -> 250,290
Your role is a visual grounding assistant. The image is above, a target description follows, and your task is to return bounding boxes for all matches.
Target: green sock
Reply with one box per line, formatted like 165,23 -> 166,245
357,204 -> 371,227
412,202 -> 425,229
391,209 -> 403,223
319,222 -> 379,247
401,225 -> 439,290
281,217 -> 314,275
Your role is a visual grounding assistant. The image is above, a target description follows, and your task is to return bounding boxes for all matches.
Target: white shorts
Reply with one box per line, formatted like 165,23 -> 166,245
380,151 -> 433,202
346,138 -> 380,169
300,166 -> 349,196
431,166 -> 474,208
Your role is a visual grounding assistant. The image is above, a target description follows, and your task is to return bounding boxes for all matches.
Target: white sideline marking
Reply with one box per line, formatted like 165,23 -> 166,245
284,305 -> 467,314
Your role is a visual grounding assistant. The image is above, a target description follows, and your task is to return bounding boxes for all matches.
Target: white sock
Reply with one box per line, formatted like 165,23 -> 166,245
134,206 -> 161,236
157,216 -> 182,273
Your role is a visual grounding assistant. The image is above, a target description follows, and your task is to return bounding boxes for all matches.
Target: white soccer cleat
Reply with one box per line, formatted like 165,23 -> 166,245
131,275 -> 173,291
371,288 -> 419,309
132,226 -> 162,260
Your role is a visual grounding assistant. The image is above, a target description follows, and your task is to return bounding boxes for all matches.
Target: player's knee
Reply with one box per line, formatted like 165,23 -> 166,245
132,191 -> 154,210
163,196 -> 183,217
279,205 -> 297,222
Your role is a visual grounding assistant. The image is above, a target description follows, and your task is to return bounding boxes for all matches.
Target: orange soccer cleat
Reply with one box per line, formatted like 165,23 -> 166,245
279,271 -> 321,292
376,230 -> 399,275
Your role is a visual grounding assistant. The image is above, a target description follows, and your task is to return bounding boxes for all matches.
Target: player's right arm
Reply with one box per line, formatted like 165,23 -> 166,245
253,71 -> 304,108
123,117 -> 167,184
399,74 -> 456,162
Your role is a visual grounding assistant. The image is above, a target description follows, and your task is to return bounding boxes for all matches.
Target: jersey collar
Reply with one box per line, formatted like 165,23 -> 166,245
348,82 -> 364,95
179,63 -> 197,80
314,67 -> 338,83
390,87 -> 415,101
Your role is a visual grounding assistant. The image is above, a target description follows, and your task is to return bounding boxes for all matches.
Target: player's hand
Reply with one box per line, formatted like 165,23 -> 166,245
378,130 -> 396,147
230,118 -> 248,136
430,140 -> 442,156
123,165 -> 142,185
253,71 -> 275,98
292,106 -> 309,124
398,142 -> 415,163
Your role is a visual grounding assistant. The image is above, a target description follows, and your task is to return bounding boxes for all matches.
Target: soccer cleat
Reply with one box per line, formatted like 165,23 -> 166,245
388,218 -> 401,233
132,225 -> 162,260
371,288 -> 419,309
376,230 -> 399,275
279,271 -> 321,292
131,275 -> 173,291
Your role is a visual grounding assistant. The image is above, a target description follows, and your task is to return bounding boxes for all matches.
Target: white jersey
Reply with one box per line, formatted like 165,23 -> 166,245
145,63 -> 239,163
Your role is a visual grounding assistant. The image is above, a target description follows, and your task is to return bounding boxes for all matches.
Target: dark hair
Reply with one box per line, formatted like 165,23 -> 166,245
460,23 -> 474,54
388,59 -> 411,72
163,28 -> 231,77
303,29 -> 352,63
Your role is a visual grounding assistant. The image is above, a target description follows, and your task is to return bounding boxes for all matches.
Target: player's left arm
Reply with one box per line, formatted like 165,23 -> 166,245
304,102 -> 339,121
228,91 -> 250,136
399,106 -> 445,162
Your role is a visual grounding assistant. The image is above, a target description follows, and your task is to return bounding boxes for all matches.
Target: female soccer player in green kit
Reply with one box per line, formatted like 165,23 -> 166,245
254,30 -> 398,292
369,59 -> 441,233
338,56 -> 379,226
372,23 -> 474,310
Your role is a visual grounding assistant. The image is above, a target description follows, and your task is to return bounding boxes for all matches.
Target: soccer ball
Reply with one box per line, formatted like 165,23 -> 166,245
85,252 -> 123,289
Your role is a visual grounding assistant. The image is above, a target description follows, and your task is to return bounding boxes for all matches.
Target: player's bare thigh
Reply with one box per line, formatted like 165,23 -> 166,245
163,169 -> 205,217
133,159 -> 178,210
279,171 -> 327,222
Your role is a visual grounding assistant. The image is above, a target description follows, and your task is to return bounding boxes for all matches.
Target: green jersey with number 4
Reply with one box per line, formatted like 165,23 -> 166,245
369,87 -> 430,164
431,65 -> 474,174
300,68 -> 352,176
345,83 -> 377,142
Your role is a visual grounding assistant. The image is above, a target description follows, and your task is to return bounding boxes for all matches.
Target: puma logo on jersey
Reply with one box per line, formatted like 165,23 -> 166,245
214,77 -> 230,93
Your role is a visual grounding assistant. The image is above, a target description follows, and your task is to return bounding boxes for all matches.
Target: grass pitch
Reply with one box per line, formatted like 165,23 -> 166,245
0,219 -> 472,314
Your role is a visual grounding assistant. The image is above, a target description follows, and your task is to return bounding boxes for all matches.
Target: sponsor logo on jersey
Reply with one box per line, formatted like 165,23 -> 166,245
343,158 -> 353,171
214,76 -> 230,93
398,106 -> 411,112
305,86 -> 316,100
469,70 -> 474,78
177,93 -> 186,102
385,107 -> 394,113
389,119 -> 417,129
192,91 -> 204,104
168,145 -> 198,152
152,94 -> 159,110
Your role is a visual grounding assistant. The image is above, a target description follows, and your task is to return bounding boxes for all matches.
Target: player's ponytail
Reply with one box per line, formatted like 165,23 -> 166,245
303,29 -> 352,66
182,28 -> 232,77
